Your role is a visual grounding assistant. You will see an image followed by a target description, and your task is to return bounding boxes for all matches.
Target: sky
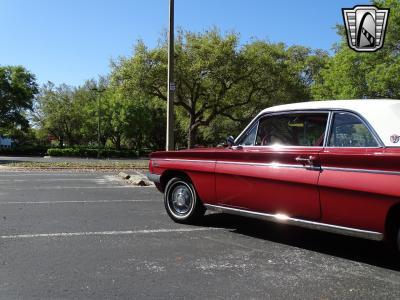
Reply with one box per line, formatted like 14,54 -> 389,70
0,0 -> 361,87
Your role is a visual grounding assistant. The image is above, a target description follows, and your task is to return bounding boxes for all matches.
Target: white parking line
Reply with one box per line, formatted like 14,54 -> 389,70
0,173 -> 101,177
0,227 -> 220,239
0,199 -> 158,204
1,186 -> 136,190
0,178 -> 105,182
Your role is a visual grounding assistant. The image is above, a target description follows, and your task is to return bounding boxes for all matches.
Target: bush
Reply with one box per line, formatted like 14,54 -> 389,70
47,148 -> 138,158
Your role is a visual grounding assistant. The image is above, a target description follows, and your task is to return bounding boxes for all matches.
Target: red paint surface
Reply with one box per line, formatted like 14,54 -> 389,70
149,146 -> 400,235
215,147 -> 322,220
319,148 -> 400,232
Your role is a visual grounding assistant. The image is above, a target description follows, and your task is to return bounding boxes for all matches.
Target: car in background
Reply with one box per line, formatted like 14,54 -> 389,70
147,100 -> 400,252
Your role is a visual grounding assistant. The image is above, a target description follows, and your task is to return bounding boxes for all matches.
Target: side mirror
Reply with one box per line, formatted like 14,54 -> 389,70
226,136 -> 235,147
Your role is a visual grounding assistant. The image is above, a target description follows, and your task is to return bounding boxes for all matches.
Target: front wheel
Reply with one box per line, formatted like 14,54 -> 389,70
164,177 -> 205,224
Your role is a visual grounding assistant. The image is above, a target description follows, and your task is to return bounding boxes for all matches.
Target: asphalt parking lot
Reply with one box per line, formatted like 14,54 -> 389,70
1,171 -> 400,299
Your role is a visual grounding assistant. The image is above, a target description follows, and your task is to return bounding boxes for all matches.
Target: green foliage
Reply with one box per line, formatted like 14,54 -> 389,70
112,29 -> 323,148
2,29 -> 329,151
0,66 -> 38,130
312,0 -> 400,99
34,82 -> 87,146
35,75 -> 164,152
98,86 -> 164,150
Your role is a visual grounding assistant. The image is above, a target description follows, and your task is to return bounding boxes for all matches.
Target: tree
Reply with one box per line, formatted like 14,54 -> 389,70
0,66 -> 38,131
312,0 -> 400,99
72,80 -> 102,145
35,82 -> 86,146
112,29 -> 318,148
109,77 -> 167,151
35,77 -> 164,151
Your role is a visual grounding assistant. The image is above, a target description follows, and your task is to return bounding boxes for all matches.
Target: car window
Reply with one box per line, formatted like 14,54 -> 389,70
255,113 -> 328,147
328,112 -> 378,147
237,123 -> 258,146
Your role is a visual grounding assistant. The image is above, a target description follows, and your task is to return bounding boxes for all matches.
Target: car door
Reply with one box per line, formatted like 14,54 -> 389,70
318,111 -> 395,233
215,111 -> 329,220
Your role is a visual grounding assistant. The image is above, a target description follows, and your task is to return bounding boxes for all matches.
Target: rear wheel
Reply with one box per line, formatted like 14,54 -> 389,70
164,177 -> 205,224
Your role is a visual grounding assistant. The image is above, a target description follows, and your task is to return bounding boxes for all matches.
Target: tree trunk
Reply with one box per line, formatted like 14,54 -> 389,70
58,137 -> 64,147
114,134 -> 121,150
187,113 -> 197,149
101,138 -> 107,147
137,132 -> 143,153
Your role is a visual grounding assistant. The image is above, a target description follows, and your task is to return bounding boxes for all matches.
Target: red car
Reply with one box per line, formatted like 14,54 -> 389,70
147,100 -> 400,251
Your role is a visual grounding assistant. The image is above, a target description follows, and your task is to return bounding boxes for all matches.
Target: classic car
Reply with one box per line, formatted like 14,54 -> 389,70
147,100 -> 400,251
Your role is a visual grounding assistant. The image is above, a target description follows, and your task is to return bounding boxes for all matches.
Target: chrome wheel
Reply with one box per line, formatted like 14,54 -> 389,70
164,177 -> 205,223
165,180 -> 195,219
171,185 -> 192,215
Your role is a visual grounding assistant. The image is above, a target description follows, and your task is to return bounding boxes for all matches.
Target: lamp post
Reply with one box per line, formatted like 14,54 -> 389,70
91,87 -> 106,158
166,0 -> 175,151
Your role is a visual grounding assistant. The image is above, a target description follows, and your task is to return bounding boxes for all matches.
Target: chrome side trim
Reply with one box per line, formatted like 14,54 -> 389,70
154,158 -> 399,175
204,204 -> 383,241
217,160 -> 306,170
322,166 -> 400,176
233,145 -> 325,149
154,158 -> 215,164
156,159 -> 313,170
155,158 -> 303,169
146,172 -> 161,183
323,111 -> 333,147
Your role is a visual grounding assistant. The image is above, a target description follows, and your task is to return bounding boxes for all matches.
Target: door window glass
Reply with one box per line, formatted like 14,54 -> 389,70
328,112 -> 378,147
237,123 -> 258,146
255,113 -> 328,146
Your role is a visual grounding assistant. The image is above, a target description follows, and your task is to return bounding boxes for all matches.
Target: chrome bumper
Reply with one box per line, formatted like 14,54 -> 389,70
146,172 -> 161,183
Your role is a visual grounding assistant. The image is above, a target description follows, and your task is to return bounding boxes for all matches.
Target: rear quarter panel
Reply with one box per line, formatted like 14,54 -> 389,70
319,148 -> 400,233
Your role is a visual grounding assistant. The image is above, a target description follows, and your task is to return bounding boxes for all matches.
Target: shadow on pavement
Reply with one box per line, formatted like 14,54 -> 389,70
198,212 -> 400,271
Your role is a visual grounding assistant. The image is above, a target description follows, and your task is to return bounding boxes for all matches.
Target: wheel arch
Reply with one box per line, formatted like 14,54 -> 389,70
385,202 -> 400,242
160,170 -> 193,192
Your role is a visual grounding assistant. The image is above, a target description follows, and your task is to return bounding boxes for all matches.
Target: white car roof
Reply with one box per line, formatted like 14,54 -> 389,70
258,99 -> 400,114
252,100 -> 400,147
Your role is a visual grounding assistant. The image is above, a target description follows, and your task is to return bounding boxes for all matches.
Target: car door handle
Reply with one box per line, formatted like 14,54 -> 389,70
295,156 -> 319,170
295,156 -> 314,164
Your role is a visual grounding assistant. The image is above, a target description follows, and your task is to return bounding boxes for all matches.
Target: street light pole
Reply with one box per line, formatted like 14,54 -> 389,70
166,0 -> 175,151
90,87 -> 105,158
97,95 -> 101,154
